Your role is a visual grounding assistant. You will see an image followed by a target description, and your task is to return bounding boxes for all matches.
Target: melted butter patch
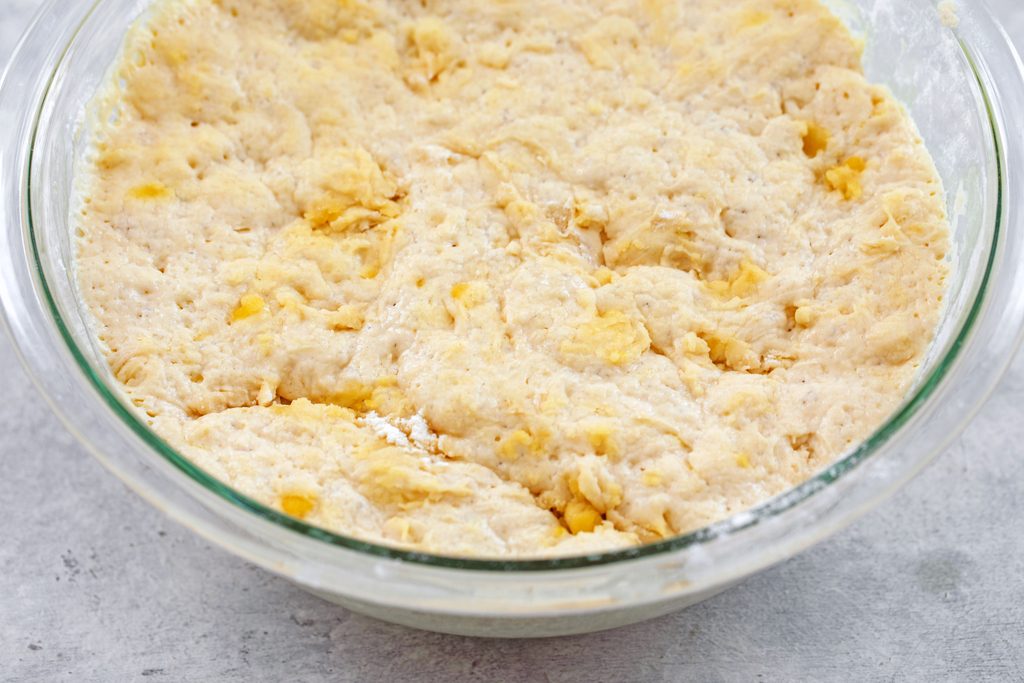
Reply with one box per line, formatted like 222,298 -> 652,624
405,16 -> 461,86
825,157 -> 867,200
708,260 -> 768,298
450,281 -> 488,307
736,8 -> 770,30
586,424 -> 619,457
701,333 -> 758,372
678,331 -> 711,356
230,294 -> 265,322
303,150 -> 402,232
498,426 -> 550,460
324,377 -> 409,415
801,122 -> 829,158
642,470 -> 663,486
564,498 -> 602,534
592,267 -> 616,286
128,183 -> 172,200
326,380 -> 375,411
280,492 -> 317,519
359,447 -> 473,505
498,429 -> 533,461
327,305 -> 365,331
562,310 -> 651,365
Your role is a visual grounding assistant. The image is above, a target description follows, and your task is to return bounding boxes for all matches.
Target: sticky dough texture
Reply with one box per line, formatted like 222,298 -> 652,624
76,0 -> 949,557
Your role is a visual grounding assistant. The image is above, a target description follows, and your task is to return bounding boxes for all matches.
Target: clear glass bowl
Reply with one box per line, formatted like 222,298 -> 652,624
2,0 -> 1023,638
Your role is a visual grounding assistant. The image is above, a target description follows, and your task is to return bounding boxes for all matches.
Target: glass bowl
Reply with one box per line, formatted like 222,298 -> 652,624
2,0 -> 1023,638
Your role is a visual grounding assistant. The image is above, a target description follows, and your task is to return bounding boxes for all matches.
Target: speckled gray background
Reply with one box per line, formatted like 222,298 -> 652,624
3,1 -> 1023,680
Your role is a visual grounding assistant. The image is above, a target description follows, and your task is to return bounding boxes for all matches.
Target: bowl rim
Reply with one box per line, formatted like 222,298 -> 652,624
4,0 -> 1019,573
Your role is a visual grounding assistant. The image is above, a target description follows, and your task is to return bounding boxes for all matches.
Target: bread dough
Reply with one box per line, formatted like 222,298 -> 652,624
75,0 -> 949,557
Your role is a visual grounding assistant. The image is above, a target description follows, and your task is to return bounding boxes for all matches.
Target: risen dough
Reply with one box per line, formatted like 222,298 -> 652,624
76,0 -> 949,557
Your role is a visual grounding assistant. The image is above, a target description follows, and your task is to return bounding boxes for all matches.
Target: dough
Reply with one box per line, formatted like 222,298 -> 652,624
75,0 -> 949,557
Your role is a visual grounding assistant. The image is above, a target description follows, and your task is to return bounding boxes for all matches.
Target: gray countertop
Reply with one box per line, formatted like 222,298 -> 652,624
3,1 -> 1024,680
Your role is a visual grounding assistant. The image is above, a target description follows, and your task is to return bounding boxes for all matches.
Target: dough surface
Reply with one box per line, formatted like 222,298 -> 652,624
76,0 -> 949,557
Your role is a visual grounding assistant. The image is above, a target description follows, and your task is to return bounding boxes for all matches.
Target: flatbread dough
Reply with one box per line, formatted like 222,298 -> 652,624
75,0 -> 949,557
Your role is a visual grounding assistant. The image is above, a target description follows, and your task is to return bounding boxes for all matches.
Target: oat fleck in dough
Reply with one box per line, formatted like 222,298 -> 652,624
76,0 -> 949,557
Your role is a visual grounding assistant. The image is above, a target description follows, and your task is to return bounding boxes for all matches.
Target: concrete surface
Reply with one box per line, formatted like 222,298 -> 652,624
3,0 -> 1023,680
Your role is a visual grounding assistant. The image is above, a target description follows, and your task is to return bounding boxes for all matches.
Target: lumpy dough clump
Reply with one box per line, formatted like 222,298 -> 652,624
76,0 -> 949,557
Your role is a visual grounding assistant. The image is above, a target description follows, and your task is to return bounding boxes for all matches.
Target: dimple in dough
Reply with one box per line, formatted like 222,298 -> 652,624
75,0 -> 949,557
